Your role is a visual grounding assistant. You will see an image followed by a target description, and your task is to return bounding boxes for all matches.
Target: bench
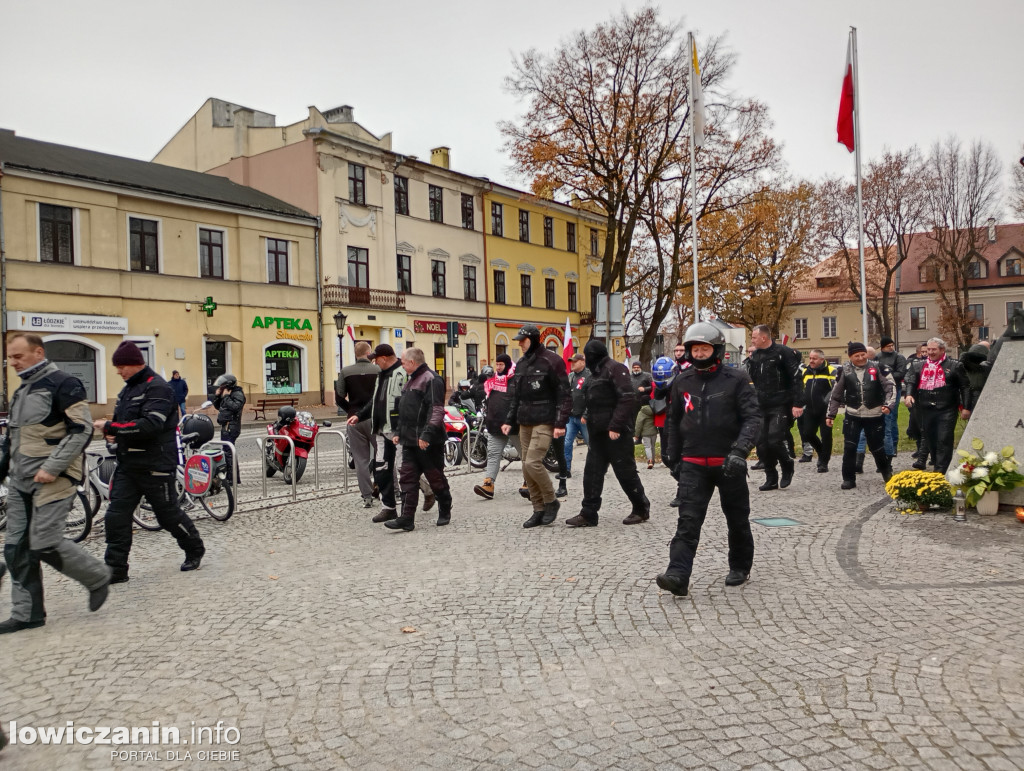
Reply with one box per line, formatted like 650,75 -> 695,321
250,397 -> 299,421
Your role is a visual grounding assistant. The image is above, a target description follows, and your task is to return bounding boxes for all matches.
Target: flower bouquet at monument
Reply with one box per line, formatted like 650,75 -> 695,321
946,440 -> 1024,509
885,470 -> 953,514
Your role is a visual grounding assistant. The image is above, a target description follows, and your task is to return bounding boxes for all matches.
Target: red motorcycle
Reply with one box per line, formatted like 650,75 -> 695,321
442,406 -> 469,468
265,406 -> 331,485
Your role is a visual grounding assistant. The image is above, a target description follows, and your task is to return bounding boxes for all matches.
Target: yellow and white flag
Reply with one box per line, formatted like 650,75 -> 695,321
690,33 -> 706,149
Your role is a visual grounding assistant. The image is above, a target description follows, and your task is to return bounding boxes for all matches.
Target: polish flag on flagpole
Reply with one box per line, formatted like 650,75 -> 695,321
624,345 -> 632,365
781,334 -> 790,346
346,325 -> 356,342
837,37 -> 855,153
562,317 -> 574,374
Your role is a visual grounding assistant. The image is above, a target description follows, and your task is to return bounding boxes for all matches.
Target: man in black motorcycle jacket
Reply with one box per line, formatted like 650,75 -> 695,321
95,341 -> 205,582
212,373 -> 245,483
656,322 -> 762,597
565,339 -> 649,527
743,325 -> 805,491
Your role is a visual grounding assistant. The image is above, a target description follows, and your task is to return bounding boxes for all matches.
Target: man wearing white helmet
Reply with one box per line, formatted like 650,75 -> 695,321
656,323 -> 761,596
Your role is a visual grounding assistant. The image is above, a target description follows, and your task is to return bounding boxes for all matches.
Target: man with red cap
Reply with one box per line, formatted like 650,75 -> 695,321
94,341 -> 206,581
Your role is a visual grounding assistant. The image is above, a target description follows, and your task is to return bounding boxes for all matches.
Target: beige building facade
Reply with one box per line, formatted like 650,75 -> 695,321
1,130 -> 319,413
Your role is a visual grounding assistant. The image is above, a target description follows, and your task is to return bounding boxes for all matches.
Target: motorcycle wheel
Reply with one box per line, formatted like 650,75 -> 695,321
283,455 -> 307,485
265,443 -> 278,477
542,442 -> 561,473
467,430 -> 487,469
443,436 -> 464,468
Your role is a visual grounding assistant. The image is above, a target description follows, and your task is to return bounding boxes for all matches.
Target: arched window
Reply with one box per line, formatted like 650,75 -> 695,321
265,343 -> 303,395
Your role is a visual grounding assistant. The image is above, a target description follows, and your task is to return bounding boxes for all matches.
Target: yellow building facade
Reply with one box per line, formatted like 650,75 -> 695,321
483,185 -> 606,362
1,131 -> 319,414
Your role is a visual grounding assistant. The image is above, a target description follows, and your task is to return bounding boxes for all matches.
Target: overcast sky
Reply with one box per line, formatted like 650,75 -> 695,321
2,0 -> 1022,210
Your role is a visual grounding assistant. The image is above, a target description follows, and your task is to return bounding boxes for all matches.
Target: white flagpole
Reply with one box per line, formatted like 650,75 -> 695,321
689,32 -> 700,323
852,27 -> 868,344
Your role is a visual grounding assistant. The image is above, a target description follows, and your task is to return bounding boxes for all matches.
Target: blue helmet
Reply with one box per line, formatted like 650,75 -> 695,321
652,356 -> 677,389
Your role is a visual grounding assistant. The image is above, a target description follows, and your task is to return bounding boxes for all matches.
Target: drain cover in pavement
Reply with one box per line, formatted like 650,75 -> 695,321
752,517 -> 802,527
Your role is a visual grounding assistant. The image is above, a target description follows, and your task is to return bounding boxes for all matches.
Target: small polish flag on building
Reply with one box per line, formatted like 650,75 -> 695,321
562,317 -> 574,374
781,334 -> 790,346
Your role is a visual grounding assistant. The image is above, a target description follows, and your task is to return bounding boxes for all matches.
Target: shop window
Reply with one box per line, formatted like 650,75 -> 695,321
265,343 -> 303,395
44,340 -> 97,402
39,204 -> 74,264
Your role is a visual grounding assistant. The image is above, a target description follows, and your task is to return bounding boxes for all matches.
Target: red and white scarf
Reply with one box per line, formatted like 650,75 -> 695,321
918,355 -> 947,391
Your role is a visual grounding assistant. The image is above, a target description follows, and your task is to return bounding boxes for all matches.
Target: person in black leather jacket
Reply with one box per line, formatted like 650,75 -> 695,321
95,342 -> 205,582
502,325 -> 571,528
744,325 -> 805,491
564,340 -> 648,528
903,337 -> 971,474
656,323 -> 761,597
212,373 -> 245,484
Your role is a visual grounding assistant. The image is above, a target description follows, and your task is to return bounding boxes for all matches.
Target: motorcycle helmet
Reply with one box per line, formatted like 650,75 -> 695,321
180,413 -> 215,449
213,373 -> 237,389
480,365 -> 495,380
652,357 -> 677,389
683,322 -> 726,368
277,405 -> 297,422
458,379 -> 471,391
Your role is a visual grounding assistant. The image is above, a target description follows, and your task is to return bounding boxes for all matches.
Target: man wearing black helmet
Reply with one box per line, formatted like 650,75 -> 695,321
502,324 -> 571,528
656,323 -> 761,596
565,339 -> 649,527
213,373 -> 245,484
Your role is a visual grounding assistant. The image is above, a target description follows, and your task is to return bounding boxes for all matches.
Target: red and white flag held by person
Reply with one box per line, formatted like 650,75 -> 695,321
562,317 -> 574,374
837,37 -> 855,153
624,345 -> 632,366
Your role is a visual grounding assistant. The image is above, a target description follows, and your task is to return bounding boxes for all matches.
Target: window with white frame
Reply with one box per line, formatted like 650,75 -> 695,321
794,318 -> 808,339
822,316 -> 837,338
910,307 -> 926,330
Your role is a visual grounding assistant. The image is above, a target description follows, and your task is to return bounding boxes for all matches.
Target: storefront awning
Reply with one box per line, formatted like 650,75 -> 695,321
204,334 -> 242,343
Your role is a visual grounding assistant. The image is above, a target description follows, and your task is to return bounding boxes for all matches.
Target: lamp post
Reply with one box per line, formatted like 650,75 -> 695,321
333,310 -> 348,374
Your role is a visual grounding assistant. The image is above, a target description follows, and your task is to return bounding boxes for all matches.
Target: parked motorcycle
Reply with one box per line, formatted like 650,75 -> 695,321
265,406 -> 332,484
443,406 -> 469,468
466,404 -> 560,473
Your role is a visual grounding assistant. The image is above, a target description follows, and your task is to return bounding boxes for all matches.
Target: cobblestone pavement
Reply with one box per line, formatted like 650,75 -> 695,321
2,449 -> 1023,770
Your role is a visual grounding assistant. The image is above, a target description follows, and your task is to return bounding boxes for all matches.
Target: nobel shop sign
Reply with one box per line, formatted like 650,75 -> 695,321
252,315 -> 314,341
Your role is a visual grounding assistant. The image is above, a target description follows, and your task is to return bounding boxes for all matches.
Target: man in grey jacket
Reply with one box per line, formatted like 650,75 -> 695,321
826,341 -> 896,490
337,341 -> 381,507
0,333 -> 111,634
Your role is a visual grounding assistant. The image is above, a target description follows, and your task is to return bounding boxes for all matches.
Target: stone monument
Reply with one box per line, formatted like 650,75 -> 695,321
956,310 -> 1024,507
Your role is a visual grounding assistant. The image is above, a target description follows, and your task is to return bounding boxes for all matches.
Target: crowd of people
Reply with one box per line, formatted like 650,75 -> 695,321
0,321 -> 995,638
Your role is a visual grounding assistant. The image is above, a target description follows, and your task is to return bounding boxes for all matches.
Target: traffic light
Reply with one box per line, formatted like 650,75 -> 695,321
446,321 -> 460,348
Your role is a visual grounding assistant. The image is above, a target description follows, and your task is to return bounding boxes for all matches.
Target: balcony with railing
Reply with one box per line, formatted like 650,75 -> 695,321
323,285 -> 406,311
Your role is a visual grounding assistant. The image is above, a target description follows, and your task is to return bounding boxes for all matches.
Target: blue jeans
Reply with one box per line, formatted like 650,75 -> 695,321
856,386 -> 899,456
564,416 -> 590,473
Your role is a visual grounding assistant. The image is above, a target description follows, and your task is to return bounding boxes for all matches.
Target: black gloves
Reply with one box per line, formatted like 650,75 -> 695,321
722,451 -> 747,479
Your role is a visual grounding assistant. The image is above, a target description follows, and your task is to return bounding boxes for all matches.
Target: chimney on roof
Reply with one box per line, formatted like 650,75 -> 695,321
987,217 -> 996,243
430,146 -> 451,169
323,105 -> 354,124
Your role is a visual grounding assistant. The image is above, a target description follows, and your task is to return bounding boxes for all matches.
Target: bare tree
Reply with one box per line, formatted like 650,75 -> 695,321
1011,145 -> 1024,220
923,136 -> 1003,350
818,147 -> 928,340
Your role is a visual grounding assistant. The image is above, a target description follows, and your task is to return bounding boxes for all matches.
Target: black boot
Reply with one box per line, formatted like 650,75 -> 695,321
436,508 -> 451,526
751,459 -> 765,470
385,514 -> 415,531
523,510 -> 545,529
855,453 -> 865,474
555,477 -> 568,498
779,461 -> 795,489
541,498 -> 560,525
758,471 -> 779,492
622,496 -> 650,525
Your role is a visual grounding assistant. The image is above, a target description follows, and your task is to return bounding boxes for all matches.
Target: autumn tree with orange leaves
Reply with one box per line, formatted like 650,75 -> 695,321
501,6 -> 779,363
